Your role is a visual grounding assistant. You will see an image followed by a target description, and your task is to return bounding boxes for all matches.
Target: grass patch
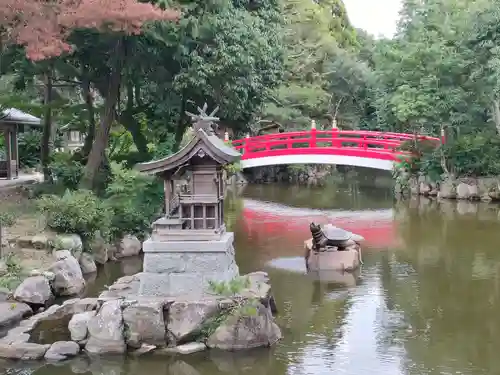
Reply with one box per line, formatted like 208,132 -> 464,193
0,253 -> 24,291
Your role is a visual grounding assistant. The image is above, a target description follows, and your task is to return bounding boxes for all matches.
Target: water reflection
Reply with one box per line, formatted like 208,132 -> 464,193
7,174 -> 500,375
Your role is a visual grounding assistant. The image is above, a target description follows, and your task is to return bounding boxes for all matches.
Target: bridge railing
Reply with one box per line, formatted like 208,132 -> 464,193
232,129 -> 440,158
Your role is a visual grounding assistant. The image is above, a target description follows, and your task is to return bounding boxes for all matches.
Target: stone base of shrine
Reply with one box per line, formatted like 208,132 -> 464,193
139,232 -> 240,297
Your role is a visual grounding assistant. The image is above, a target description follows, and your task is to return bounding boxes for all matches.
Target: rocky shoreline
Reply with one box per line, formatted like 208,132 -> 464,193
0,270 -> 280,361
395,174 -> 500,201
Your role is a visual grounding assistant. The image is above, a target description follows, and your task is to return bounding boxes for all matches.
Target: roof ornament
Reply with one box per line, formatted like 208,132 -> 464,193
185,102 -> 220,135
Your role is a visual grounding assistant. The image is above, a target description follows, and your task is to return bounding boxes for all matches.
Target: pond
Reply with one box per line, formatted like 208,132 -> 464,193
3,169 -> 500,375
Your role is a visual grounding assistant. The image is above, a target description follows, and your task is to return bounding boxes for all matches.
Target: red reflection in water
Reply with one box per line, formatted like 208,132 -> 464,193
240,206 -> 399,251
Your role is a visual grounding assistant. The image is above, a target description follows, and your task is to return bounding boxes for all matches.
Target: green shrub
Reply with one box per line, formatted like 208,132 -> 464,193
49,152 -> 84,190
0,212 -> 17,228
441,134 -> 500,177
29,181 -> 68,198
396,133 -> 500,179
223,161 -> 242,176
36,189 -> 111,248
222,140 -> 242,176
207,277 -> 251,297
151,137 -> 175,159
0,253 -> 23,290
18,129 -> 42,169
104,162 -> 163,241
111,151 -> 144,169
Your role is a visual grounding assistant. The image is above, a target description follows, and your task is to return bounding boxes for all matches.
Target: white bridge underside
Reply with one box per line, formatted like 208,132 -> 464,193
240,154 -> 394,171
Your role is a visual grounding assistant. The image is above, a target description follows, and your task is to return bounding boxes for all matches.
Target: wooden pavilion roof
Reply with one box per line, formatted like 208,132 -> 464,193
0,108 -> 41,127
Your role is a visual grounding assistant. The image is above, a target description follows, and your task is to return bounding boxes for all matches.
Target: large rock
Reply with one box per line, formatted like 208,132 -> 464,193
242,272 -> 271,299
439,178 -> 456,199
31,234 -> 51,250
167,300 -> 220,343
456,182 -> 471,199
69,311 -> 95,341
116,235 -> 141,258
86,300 -> 126,354
207,303 -> 281,351
0,342 -> 50,360
419,182 -> 431,195
241,272 -> 276,314
409,177 -> 419,195
101,274 -> 141,299
49,251 -> 86,296
160,342 -> 207,355
0,302 -> 32,328
60,297 -> 98,314
79,253 -> 97,274
55,250 -> 72,261
131,343 -> 157,356
44,341 -> 80,361
307,249 -> 360,272
456,181 -> 479,200
54,234 -> 83,257
123,299 -> 167,348
90,232 -> 109,264
0,298 -> 98,345
14,276 -> 53,305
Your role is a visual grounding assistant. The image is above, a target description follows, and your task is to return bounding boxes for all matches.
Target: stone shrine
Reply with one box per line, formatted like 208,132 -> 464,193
135,107 -> 241,297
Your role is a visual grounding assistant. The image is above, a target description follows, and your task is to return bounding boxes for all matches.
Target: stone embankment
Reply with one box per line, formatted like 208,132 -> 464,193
0,271 -> 281,361
0,232 -> 143,354
395,174 -> 500,201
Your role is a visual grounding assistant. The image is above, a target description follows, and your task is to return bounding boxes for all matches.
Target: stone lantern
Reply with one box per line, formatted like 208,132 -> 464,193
135,104 -> 241,297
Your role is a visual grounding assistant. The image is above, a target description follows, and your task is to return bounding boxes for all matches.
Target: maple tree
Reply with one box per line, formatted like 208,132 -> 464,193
0,0 -> 179,187
0,0 -> 179,61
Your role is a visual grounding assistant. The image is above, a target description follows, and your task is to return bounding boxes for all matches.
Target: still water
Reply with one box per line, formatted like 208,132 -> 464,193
5,172 -> 500,375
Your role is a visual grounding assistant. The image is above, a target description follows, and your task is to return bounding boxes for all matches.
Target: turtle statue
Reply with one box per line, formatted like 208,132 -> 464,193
309,222 -> 352,251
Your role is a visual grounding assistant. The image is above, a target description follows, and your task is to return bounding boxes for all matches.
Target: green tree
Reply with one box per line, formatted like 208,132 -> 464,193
259,0 -> 365,130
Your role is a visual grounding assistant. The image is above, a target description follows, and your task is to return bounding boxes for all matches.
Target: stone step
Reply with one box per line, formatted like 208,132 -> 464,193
15,234 -> 52,250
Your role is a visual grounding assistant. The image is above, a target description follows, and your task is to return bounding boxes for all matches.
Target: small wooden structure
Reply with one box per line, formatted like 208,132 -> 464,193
136,105 -> 240,241
136,104 -> 241,296
0,108 -> 41,180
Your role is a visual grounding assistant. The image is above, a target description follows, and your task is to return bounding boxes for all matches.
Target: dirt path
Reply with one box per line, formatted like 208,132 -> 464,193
0,188 -> 56,275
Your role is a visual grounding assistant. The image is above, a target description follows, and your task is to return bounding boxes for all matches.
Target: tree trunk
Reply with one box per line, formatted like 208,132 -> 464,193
81,72 -> 96,158
80,40 -> 125,190
173,97 -> 188,152
121,115 -> 150,159
41,66 -> 54,182
121,81 -> 149,159
491,99 -> 500,135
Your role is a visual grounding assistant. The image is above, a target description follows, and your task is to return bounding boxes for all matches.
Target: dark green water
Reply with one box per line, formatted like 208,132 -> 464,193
4,172 -> 500,375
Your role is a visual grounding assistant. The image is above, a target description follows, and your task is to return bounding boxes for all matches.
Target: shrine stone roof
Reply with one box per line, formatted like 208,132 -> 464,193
135,129 -> 240,175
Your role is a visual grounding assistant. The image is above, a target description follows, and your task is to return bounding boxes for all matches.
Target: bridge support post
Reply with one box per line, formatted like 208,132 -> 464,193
310,125 -> 317,148
331,128 -> 339,148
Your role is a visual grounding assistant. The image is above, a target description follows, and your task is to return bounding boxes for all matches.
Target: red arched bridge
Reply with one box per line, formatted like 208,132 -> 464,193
232,129 -> 442,170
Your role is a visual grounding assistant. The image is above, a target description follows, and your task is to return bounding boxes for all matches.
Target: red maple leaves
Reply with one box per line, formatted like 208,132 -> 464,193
0,0 -> 179,61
